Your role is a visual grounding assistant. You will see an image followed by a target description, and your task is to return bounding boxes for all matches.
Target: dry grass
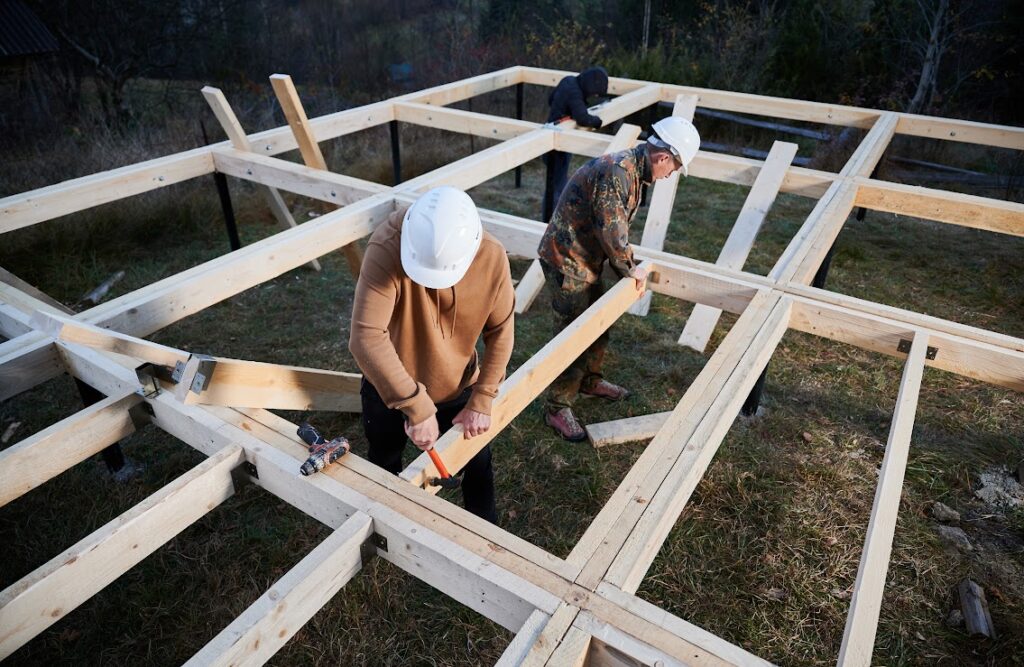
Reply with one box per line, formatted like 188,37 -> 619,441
1,131 -> 1022,666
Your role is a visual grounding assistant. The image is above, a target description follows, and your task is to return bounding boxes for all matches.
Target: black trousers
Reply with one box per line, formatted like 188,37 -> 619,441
542,150 -> 571,223
361,380 -> 498,523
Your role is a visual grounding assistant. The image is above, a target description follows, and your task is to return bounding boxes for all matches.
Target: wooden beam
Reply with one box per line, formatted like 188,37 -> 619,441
33,310 -> 188,368
585,412 -> 670,448
400,264 -> 651,490
837,332 -> 928,667
401,66 -> 522,107
0,267 -> 72,315
0,391 -> 140,508
0,444 -> 243,659
842,113 -> 898,179
202,86 -> 322,271
516,123 -> 642,315
853,178 -> 1024,236
0,304 -> 32,338
895,113 -> 1024,150
0,336 -> 63,402
395,130 -> 554,194
185,511 -> 373,667
604,298 -> 793,593
545,626 -> 591,666
630,94 -> 698,317
496,609 -> 552,667
677,141 -> 798,348
394,101 -> 536,140
180,357 -> 361,412
269,74 -> 362,277
518,67 -> 650,96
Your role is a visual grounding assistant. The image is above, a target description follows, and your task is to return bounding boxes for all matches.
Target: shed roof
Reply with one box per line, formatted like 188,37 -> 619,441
0,0 -> 59,59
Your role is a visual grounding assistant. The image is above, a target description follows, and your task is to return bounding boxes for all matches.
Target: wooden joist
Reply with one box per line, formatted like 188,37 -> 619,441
400,264 -> 651,490
837,332 -> 928,666
0,391 -> 140,508
0,445 -> 243,659
185,511 -> 373,667
585,411 -> 670,448
677,140 -> 797,349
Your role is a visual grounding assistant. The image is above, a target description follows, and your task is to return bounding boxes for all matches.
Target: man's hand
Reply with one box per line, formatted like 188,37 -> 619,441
404,414 -> 439,451
452,408 -> 491,439
629,265 -> 648,291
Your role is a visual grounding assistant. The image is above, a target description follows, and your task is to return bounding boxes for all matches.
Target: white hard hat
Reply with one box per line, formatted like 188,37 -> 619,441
650,116 -> 701,176
401,186 -> 483,289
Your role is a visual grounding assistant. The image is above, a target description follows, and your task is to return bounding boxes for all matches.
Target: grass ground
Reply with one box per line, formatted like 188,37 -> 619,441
1,138 -> 1023,665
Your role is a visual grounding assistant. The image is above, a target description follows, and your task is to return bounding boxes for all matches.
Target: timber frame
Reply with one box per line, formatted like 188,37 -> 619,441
1,65 -> 1022,666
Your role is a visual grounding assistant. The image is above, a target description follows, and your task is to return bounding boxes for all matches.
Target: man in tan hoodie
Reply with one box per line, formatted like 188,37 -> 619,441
349,187 -> 514,523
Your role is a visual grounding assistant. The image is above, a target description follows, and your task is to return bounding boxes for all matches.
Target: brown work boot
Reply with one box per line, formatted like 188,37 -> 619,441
581,379 -> 631,401
544,407 -> 587,442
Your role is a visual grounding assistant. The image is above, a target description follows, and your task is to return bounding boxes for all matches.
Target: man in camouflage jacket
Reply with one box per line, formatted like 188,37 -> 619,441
537,139 -> 686,441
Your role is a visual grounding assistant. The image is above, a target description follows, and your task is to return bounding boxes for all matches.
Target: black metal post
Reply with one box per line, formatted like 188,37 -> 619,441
542,154 -> 557,223
74,378 -> 127,473
812,243 -> 837,289
389,120 -> 402,185
514,82 -> 524,188
740,368 -> 767,417
201,121 -> 241,251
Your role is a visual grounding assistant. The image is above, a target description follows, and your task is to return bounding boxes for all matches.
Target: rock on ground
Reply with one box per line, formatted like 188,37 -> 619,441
930,501 -> 960,523
936,525 -> 973,553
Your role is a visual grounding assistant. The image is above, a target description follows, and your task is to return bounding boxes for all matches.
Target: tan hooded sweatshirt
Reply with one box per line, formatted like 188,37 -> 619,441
349,207 -> 515,425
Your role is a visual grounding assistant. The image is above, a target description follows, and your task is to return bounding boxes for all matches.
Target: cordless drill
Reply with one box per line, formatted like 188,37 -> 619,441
296,422 -> 350,476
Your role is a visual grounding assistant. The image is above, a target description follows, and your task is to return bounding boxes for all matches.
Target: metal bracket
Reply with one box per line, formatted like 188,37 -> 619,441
360,532 -> 388,564
134,362 -> 167,398
230,460 -> 259,489
171,360 -> 187,383
189,355 -> 217,394
897,338 -> 938,360
128,401 -> 154,430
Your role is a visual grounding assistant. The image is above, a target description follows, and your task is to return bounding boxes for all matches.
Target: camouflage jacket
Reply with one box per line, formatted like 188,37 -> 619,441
537,144 -> 651,284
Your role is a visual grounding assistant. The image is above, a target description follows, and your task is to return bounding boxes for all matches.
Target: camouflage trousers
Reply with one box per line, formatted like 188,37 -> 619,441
541,261 -> 609,410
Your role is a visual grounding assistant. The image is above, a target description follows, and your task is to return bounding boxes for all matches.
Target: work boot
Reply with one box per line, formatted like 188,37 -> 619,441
544,407 -> 587,442
581,379 -> 631,401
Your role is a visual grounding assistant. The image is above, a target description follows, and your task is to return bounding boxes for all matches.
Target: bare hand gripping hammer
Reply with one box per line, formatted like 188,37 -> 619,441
296,422 -> 350,476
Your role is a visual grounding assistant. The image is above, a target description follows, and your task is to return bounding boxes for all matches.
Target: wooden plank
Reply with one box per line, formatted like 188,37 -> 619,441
843,113 -> 898,178
0,267 -> 72,315
516,123 -> 642,315
496,609 -> 551,667
896,113 -> 1024,151
185,512 -> 373,667
575,612 -> 690,667
0,444 -> 243,659
837,332 -> 928,667
394,101 -> 536,140
33,310 -> 188,368
853,178 -> 1024,236
677,140 -> 797,348
0,148 -> 215,235
514,259 -> 546,315
269,74 -> 362,276
519,603 -> 582,667
183,357 -> 362,412
545,626 -> 591,667
630,94 -> 698,317
212,148 -> 385,204
604,298 -> 793,593
0,391 -> 140,508
594,583 -> 773,666
202,86 -> 321,271
586,412 -> 670,448
568,292 -> 781,581
395,130 -> 553,194
0,304 -> 32,338
400,263 -> 651,490
518,67 -> 649,96
0,336 -> 63,402
401,66 -> 522,107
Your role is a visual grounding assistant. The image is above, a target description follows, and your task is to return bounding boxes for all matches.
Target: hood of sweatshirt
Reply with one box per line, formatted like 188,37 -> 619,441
577,66 -> 609,99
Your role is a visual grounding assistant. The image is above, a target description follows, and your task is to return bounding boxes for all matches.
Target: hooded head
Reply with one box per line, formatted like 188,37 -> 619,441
577,66 -> 609,99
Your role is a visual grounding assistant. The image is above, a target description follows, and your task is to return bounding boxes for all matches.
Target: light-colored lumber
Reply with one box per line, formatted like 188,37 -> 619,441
269,74 -> 362,276
854,178 -> 1024,236
594,583 -> 773,666
518,603 -> 582,667
0,444 -> 243,659
568,292 -> 780,581
516,122 -> 642,315
586,411 -> 671,448
0,304 -> 32,338
395,101 -> 536,140
574,612 -> 691,667
202,86 -> 322,271
32,310 -> 188,368
545,626 -> 592,667
895,113 -> 1024,150
185,511 -> 373,667
401,66 -> 522,107
837,332 -> 928,666
496,609 -> 551,667
212,148 -> 385,204
514,259 -> 546,315
181,357 -> 362,412
0,267 -> 72,315
0,391 -> 140,508
400,263 -> 651,490
629,93 -> 698,317
677,140 -> 797,348
604,298 -> 793,593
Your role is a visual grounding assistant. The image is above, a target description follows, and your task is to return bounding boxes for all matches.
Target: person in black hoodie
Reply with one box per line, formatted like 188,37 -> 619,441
542,66 -> 609,223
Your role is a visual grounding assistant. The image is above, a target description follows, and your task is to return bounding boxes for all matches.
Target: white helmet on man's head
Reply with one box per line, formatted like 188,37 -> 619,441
401,186 -> 482,289
649,116 -> 701,176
